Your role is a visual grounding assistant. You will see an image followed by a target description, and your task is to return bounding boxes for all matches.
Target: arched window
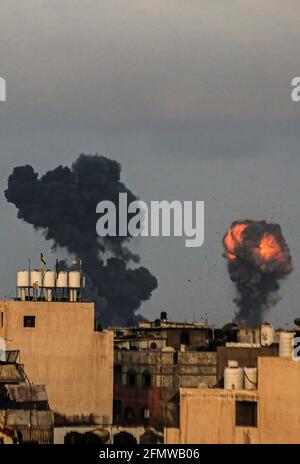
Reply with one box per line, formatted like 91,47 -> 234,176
142,371 -> 152,388
180,330 -> 190,345
124,406 -> 135,422
126,369 -> 137,387
114,431 -> 137,444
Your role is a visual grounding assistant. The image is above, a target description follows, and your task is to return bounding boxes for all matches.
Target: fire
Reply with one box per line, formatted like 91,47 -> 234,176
223,222 -> 247,260
223,219 -> 293,325
223,219 -> 292,274
259,233 -> 285,263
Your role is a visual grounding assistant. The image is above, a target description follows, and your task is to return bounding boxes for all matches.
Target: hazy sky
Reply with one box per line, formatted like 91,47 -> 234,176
0,1 -> 300,327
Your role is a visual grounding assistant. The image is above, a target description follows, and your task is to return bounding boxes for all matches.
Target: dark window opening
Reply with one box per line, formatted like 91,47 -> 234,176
0,312 -> 3,328
236,401 -> 257,427
114,431 -> 137,444
127,370 -> 137,387
142,372 -> 152,388
23,316 -> 35,328
113,400 -> 122,421
114,365 -> 122,385
124,406 -> 135,422
150,342 -> 157,350
180,330 -> 190,345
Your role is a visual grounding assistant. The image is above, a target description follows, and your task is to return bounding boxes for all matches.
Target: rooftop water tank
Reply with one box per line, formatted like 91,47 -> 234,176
30,270 -> 42,288
294,317 -> 300,328
244,367 -> 258,390
224,363 -> 243,390
279,332 -> 295,358
43,270 -> 55,288
260,323 -> 274,347
17,270 -> 29,288
69,271 -> 81,289
228,360 -> 238,368
56,271 -> 68,288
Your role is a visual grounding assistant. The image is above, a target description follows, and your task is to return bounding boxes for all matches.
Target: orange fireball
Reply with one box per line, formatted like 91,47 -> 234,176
259,233 -> 285,263
223,222 -> 247,260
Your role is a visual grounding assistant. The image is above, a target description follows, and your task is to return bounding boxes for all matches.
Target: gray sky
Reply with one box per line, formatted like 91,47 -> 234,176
0,1 -> 300,327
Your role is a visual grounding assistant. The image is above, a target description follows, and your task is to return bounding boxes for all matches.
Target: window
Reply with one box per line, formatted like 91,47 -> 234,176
0,312 -> 3,327
124,406 -> 135,422
142,371 -> 152,388
180,330 -> 190,345
126,369 -> 137,387
113,400 -> 122,421
150,342 -> 157,350
23,316 -> 35,328
141,407 -> 150,420
235,401 -> 257,427
114,365 -> 122,385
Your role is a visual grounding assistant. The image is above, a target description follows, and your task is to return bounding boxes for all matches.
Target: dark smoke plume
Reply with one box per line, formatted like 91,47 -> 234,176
5,154 -> 158,326
223,220 -> 293,326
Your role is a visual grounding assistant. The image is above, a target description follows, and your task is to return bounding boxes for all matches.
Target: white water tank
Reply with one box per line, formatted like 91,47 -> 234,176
260,323 -> 274,347
279,332 -> 295,358
30,270 -> 42,288
228,360 -> 238,368
244,367 -> 258,390
17,270 -> 29,288
224,364 -> 243,390
56,271 -> 68,288
69,271 -> 81,288
43,270 -> 55,288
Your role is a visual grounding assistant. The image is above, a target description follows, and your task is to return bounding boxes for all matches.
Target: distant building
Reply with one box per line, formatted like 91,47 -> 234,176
113,313 -> 217,430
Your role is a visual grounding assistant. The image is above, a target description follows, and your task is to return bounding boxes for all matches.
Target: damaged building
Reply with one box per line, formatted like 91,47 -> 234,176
113,312 -> 217,431
0,350 -> 53,444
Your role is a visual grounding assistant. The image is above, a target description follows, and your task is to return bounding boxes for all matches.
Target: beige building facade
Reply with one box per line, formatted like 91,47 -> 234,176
165,357 -> 300,444
0,300 -> 113,425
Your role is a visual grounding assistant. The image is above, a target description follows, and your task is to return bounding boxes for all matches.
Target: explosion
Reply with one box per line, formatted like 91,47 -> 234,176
223,220 -> 293,326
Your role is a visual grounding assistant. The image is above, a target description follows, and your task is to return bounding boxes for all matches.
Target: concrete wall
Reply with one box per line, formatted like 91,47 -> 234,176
258,357 -> 300,444
165,356 -> 300,444
168,388 -> 259,444
0,300 -> 113,424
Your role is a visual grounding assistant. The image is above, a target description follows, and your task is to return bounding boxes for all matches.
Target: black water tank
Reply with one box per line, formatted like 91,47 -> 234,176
160,311 -> 167,321
154,319 -> 161,327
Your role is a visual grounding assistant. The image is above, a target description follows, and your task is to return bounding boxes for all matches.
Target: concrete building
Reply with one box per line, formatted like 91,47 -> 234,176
0,300 -> 113,428
0,349 -> 53,444
165,356 -> 300,444
113,314 -> 217,431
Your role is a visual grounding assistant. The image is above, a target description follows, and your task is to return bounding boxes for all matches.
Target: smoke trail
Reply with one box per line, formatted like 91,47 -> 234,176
5,154 -> 158,326
223,220 -> 293,326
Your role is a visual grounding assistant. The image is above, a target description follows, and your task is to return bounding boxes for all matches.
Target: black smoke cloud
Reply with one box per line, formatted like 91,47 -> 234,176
5,154 -> 158,326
